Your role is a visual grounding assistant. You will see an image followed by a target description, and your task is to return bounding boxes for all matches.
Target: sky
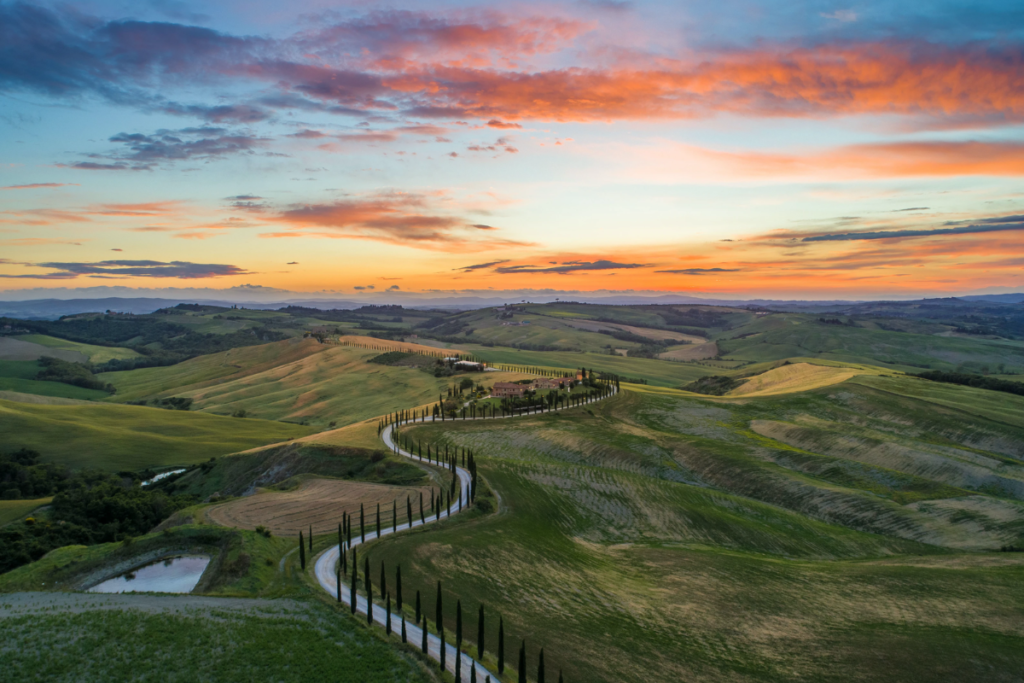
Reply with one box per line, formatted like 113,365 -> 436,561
1,0 -> 1023,301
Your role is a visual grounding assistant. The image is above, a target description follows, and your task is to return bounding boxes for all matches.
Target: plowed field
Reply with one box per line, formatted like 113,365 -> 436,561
205,478 -> 436,537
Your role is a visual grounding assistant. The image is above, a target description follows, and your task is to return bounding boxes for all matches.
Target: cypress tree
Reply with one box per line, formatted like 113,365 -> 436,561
401,609 -> 407,643
440,628 -> 447,671
471,661 -> 477,683
350,546 -> 357,614
407,496 -> 413,527
396,565 -> 403,612
393,499 -> 397,533
415,589 -> 421,622
421,615 -> 428,653
386,593 -> 392,635
380,560 -> 387,600
420,492 -> 425,524
498,616 -> 505,673
365,556 -> 372,625
338,521 -> 343,551
518,641 -> 526,683
559,671 -> 564,683
298,531 -> 306,570
435,580 -> 443,635
336,568 -> 341,602
376,503 -> 381,538
477,604 -> 485,659
538,648 -> 545,683
456,647 -> 462,683
308,524 -> 313,551
360,503 -> 365,543
456,599 -> 463,644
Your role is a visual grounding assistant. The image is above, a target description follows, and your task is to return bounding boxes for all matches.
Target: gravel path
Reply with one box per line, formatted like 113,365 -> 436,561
314,384 -> 617,681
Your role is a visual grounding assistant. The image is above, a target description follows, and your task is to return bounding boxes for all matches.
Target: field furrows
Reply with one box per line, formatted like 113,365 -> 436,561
205,478 -> 434,537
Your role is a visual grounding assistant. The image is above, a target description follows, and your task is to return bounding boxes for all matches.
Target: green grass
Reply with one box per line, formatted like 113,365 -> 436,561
0,360 -> 109,400
0,498 -> 51,526
103,339 -> 526,429
15,334 -> 141,364
361,389 -> 1024,682
371,431 -> 1024,683
0,524 -> 436,683
0,399 -> 313,471
717,314 -> 1024,374
466,346 -> 715,386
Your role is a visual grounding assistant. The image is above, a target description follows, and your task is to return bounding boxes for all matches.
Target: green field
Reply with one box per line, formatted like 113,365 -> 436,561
368,383 -> 1024,682
0,360 -> 109,400
716,314 -> 1024,374
102,339 -> 529,428
0,399 -> 312,471
467,346 -> 715,386
15,334 -> 141,364
0,523 -> 436,683
0,498 -> 52,526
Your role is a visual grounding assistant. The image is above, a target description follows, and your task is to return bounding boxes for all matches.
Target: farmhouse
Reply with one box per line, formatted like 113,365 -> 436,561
492,381 -> 529,397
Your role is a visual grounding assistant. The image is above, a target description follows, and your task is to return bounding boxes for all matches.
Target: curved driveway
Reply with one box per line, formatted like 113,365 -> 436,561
314,385 -> 617,681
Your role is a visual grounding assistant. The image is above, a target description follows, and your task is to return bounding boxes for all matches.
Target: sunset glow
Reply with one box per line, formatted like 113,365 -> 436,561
2,0 -> 1023,300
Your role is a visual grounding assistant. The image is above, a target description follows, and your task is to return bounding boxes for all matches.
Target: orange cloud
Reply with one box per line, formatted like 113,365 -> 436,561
260,192 -> 533,251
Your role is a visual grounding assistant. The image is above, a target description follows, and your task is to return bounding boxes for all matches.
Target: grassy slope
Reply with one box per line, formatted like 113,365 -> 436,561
0,399 -> 313,471
0,360 -> 109,400
15,334 -> 141,363
0,526 -> 437,683
103,338 -> 529,428
467,346 -> 715,386
379,408 -> 1024,683
0,497 -> 52,526
719,314 -> 1024,373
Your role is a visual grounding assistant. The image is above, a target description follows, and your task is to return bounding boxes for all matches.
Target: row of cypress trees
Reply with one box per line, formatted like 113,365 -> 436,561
307,508 -> 562,682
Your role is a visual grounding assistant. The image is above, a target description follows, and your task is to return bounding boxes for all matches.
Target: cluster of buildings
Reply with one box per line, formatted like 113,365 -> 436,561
491,377 -> 570,398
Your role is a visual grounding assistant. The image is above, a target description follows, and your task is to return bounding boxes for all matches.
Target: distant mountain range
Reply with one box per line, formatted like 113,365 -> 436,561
0,291 -> 1019,320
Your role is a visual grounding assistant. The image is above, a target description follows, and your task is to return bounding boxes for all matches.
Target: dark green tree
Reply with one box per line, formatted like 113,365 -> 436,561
298,531 -> 306,570
360,503 -> 365,543
308,524 -> 313,551
559,670 -> 564,683
393,498 -> 397,533
440,628 -> 447,670
435,580 -> 444,635
518,640 -> 527,683
415,589 -> 421,622
421,615 -> 428,653
457,599 -> 463,644
380,560 -> 387,600
419,492 -> 425,524
350,546 -> 358,614
538,648 -> 545,683
407,496 -> 413,527
364,555 -> 373,625
396,565 -> 403,612
376,503 -> 381,538
386,593 -> 392,635
336,568 -> 342,602
456,646 -> 462,683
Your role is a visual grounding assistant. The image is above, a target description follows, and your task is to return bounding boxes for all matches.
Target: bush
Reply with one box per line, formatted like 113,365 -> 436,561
916,371 -> 1024,397
2,488 -> 21,500
681,375 -> 741,396
35,357 -> 115,393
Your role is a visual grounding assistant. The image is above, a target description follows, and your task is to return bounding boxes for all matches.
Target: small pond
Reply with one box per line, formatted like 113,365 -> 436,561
88,555 -> 210,594
141,469 -> 186,486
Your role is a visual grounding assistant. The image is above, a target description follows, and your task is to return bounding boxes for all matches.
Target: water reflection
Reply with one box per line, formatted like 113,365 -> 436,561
88,555 -> 210,594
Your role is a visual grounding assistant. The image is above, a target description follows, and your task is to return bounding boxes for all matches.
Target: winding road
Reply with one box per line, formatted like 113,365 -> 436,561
314,384 -> 618,681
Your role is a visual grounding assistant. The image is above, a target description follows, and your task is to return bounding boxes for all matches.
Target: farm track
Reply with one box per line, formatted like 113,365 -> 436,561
313,385 -> 618,681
